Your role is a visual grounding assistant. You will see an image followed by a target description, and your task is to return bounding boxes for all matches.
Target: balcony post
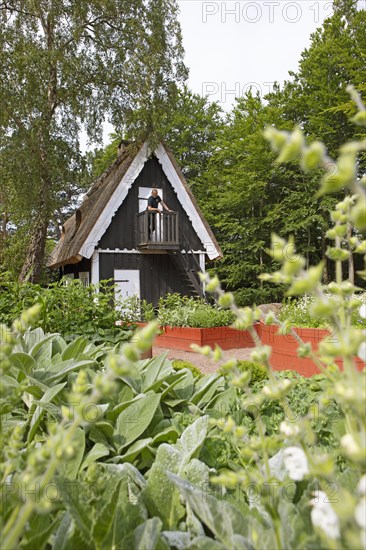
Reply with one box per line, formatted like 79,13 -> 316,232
167,212 -> 170,242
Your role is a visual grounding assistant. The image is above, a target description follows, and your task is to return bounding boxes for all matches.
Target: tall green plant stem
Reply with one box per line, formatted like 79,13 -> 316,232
2,420 -> 79,548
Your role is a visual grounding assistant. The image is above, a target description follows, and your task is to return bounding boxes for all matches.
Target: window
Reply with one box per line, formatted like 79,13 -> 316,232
63,273 -> 74,286
79,272 -> 90,287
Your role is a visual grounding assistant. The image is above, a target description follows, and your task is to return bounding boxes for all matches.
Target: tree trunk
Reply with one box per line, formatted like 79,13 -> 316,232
19,171 -> 51,283
19,135 -> 53,283
19,8 -> 57,283
19,212 -> 49,283
19,123 -> 53,282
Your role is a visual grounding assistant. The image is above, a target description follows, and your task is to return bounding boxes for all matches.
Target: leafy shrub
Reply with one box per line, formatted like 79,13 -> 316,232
1,314 -> 243,548
172,359 -> 203,378
92,292 -> 237,328
0,275 -> 132,343
116,293 -> 236,327
260,372 -> 340,434
187,306 -> 235,328
234,285 -> 285,307
279,293 -> 366,328
157,293 -> 236,327
158,292 -> 192,311
236,360 -> 268,384
116,295 -> 156,322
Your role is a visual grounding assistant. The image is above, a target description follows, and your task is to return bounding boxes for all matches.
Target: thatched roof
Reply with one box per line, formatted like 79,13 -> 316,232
48,141 -> 222,268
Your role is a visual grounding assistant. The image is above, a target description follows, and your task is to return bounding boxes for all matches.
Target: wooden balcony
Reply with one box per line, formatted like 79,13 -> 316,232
137,211 -> 180,252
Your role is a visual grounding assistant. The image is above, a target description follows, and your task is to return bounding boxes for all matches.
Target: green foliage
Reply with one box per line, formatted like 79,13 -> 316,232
1,0 -> 187,281
163,85 -> 223,201
197,91 -> 339,297
236,370 -> 345,455
279,295 -> 331,328
193,85 -> 366,549
281,0 -> 366,157
179,4 -> 365,297
118,293 -> 236,327
1,312 -> 245,548
157,293 -> 236,328
187,307 -> 236,328
1,5 -> 366,547
236,361 -> 268,385
1,196 -> 364,549
89,133 -> 122,179
234,286 -> 285,307
172,359 -> 203,379
118,295 -> 156,323
279,294 -> 366,329
0,275 -> 132,343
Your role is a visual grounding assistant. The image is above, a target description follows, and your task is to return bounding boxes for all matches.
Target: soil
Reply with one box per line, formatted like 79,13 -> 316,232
152,345 -> 253,375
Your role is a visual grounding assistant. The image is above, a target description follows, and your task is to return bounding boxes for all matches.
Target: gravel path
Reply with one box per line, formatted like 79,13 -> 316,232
152,345 -> 254,374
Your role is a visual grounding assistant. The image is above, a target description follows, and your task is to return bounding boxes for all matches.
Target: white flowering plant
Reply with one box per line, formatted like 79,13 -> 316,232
279,293 -> 366,329
197,86 -> 366,549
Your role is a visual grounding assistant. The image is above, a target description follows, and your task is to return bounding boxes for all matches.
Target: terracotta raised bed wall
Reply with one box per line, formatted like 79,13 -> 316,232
258,322 -> 365,377
152,325 -> 255,352
128,321 -> 364,376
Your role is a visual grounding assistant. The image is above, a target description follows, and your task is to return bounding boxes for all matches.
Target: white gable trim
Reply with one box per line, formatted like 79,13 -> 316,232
78,143 -> 149,259
155,144 -> 219,260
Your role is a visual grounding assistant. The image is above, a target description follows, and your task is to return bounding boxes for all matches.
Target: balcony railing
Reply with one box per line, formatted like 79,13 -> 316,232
137,211 -> 179,251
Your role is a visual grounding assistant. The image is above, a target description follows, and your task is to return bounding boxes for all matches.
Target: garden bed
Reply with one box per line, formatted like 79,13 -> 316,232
258,322 -> 365,376
133,322 -> 255,351
122,319 -> 365,375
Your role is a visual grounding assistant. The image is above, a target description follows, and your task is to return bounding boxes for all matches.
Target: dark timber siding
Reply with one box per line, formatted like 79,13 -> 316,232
99,253 -> 198,305
99,156 -> 203,251
63,258 -> 91,279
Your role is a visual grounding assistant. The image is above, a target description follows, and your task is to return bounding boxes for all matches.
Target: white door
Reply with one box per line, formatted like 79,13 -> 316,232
114,269 -> 140,312
138,187 -> 164,242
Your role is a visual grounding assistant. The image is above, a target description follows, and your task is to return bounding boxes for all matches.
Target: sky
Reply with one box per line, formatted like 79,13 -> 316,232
176,0 -> 331,111
96,0 -> 363,147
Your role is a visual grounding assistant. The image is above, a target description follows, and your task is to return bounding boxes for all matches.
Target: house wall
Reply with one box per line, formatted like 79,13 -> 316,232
99,252 -> 199,305
98,156 -> 203,251
63,257 -> 91,279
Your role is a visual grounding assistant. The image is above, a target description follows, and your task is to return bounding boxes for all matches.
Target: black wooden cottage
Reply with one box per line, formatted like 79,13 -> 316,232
47,141 -> 222,305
